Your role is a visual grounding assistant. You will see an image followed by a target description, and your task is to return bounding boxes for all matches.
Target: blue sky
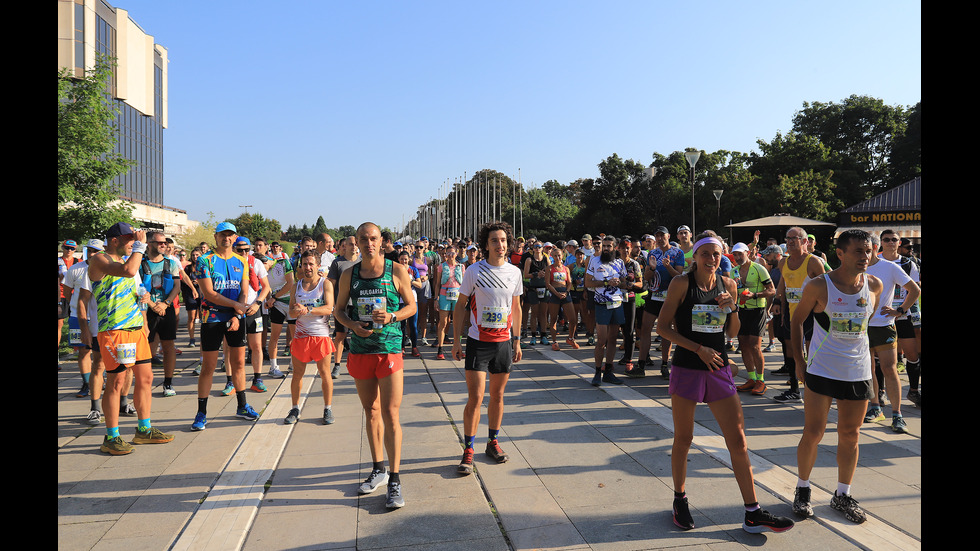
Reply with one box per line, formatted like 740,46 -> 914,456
122,0 -> 920,235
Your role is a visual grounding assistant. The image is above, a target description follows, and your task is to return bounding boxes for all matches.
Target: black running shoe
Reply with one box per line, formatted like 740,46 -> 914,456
793,486 -> 814,518
743,508 -> 795,533
672,497 -> 694,530
830,491 -> 867,523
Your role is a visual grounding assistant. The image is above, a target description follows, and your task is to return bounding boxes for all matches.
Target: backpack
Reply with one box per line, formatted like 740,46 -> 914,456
140,257 -> 174,296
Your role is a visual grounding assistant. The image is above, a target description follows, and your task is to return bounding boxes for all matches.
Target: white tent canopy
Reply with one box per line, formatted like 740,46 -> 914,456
726,215 -> 836,229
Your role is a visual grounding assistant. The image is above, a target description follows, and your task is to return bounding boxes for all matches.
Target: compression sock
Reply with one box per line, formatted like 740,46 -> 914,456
107,426 -> 120,439
236,390 -> 247,409
906,360 -> 920,389
464,435 -> 475,450
198,397 -> 208,415
138,418 -> 151,431
488,429 -> 499,442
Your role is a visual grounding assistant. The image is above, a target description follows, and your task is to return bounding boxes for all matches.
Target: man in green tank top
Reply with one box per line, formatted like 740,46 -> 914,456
334,222 -> 417,509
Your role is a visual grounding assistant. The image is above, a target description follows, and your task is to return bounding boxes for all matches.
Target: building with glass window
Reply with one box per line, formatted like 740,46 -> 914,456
58,0 -> 194,237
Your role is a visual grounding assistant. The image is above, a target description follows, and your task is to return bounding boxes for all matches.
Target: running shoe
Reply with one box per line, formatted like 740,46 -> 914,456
485,439 -> 509,463
120,403 -> 137,416
189,338 -> 196,347
907,389 -> 921,407
672,496 -> 695,530
774,390 -> 802,403
793,486 -> 814,518
323,408 -> 335,425
660,366 -> 670,380
602,368 -> 623,385
541,336 -> 550,345
76,384 -> 90,398
220,381 -> 236,396
411,347 -> 421,357
358,469 -> 389,494
191,412 -> 207,431
133,426 -> 175,445
284,407 -> 300,425
419,338 -> 430,347
551,342 -> 560,351
331,364 -> 340,379
751,381 -> 768,396
250,378 -> 268,393
152,355 -> 164,366
763,343 -> 774,352
864,406 -> 885,423
236,404 -> 260,421
386,481 -> 405,509
436,351 -> 445,360
737,380 -> 757,392
566,337 -> 580,350
743,508 -> 795,533
587,335 -> 595,346
891,415 -> 908,433
86,410 -> 103,425
192,361 -> 202,376
162,385 -> 176,397
458,448 -> 474,475
830,491 -> 867,523
268,367 -> 287,379
626,362 -> 646,379
100,435 -> 134,455
591,368 -> 603,387
529,337 -> 537,345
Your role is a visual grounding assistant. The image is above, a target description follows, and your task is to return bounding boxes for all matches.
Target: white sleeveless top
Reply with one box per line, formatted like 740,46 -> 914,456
806,273 -> 874,382
294,277 -> 330,338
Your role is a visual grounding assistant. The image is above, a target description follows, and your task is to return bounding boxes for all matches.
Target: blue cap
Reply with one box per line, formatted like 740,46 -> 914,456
420,236 -> 428,240
105,222 -> 135,239
63,240 -> 77,248
234,236 -> 251,247
215,222 -> 238,234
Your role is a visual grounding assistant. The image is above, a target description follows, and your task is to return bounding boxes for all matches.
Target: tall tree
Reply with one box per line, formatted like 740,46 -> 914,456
225,212 -> 283,245
887,101 -> 921,187
58,54 -> 135,242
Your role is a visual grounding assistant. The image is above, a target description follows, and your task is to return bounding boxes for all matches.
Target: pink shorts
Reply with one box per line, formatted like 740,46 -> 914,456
668,364 -> 738,404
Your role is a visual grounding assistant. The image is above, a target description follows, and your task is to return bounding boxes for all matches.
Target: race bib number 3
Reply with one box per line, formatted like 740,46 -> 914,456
480,306 -> 508,329
691,304 -> 726,333
115,342 -> 137,364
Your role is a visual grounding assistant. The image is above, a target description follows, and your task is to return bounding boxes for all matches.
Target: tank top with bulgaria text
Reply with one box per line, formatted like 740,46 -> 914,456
349,259 -> 402,354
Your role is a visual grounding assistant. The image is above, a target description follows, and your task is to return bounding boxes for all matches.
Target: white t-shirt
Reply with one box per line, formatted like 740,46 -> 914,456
458,260 -> 523,342
586,256 -> 626,304
244,256 -> 269,306
866,258 -> 912,327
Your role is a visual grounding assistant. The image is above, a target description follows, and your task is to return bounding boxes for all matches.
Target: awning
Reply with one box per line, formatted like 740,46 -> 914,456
726,215 -> 836,228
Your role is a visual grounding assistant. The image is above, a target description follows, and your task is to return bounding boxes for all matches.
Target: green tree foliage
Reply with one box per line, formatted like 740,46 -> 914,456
520,188 -> 579,242
224,212 -> 283,244
58,54 -> 135,243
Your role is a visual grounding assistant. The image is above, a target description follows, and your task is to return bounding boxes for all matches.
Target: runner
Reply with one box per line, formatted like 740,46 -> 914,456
264,242 -> 296,379
545,244 -> 578,350
633,226 -> 686,379
675,225 -> 694,270
87,223 -> 174,455
731,242 -> 776,396
657,232 -> 794,534
451,221 -> 523,476
234,237 -> 272,394
191,222 -> 261,431
585,235 -> 628,387
791,229 -> 883,524
891,235 -> 922,406
523,241 -> 552,345
863,232 -> 919,433
773,227 -> 826,403
326,236 -> 359,378
182,248 -> 202,348
411,244 -> 432,346
284,250 -> 337,425
64,240 -> 105,407
138,231 -> 183,397
616,237 -> 644,372
434,243 -> 465,360
333,222 -> 416,509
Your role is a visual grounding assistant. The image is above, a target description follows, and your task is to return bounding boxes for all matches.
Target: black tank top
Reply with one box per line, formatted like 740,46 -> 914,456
528,256 -> 549,288
670,272 -> 730,371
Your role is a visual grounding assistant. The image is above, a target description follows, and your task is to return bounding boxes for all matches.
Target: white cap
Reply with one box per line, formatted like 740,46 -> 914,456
732,242 -> 749,253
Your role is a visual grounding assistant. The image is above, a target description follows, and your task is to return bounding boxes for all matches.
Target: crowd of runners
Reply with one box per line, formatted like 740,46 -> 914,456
58,217 -> 921,532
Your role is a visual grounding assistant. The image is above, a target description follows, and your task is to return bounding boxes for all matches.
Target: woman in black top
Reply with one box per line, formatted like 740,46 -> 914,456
657,232 -> 794,534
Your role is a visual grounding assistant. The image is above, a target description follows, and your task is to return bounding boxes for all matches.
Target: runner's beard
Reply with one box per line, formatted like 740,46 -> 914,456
600,251 -> 614,263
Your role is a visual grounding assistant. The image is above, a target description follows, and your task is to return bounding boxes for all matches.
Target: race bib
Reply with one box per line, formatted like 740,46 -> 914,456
69,327 -> 82,346
254,315 -> 264,332
480,306 -> 508,328
357,297 -> 385,321
445,287 -> 459,301
830,311 -> 869,339
785,287 -> 803,304
536,288 -> 546,299
606,296 -> 622,310
692,304 -> 726,333
649,290 -> 667,302
115,342 -> 137,365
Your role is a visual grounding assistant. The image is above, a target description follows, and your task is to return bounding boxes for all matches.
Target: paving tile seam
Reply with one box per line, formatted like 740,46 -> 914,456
170,369 -> 316,550
417,354 -> 521,551
523,345 -> 920,550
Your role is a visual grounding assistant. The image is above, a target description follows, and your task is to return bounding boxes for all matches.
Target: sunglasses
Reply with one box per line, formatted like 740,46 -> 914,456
236,248 -> 250,253
881,237 -> 900,243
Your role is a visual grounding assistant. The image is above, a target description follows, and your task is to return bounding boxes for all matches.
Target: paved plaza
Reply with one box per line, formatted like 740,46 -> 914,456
58,317 -> 921,551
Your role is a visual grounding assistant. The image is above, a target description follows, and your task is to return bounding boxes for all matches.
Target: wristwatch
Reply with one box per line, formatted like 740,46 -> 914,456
390,311 -> 397,324
895,306 -> 905,316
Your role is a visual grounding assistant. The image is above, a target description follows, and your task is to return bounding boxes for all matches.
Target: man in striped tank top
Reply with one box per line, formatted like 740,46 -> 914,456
87,222 -> 174,455
334,222 -> 417,509
790,229 -> 884,524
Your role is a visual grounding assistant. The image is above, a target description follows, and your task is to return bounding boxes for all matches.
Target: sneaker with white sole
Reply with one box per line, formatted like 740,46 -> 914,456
386,481 -> 405,509
86,410 -> 103,425
358,469 -> 389,494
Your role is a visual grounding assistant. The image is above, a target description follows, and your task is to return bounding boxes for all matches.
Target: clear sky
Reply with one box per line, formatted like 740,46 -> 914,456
121,0 -> 921,235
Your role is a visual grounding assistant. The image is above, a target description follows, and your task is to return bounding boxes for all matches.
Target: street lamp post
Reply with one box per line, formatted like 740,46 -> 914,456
712,189 -> 724,230
684,150 -> 701,234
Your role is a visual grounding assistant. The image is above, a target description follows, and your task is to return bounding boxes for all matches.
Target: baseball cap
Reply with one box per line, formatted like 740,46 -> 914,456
654,226 -> 669,235
105,222 -> 135,239
761,245 -> 782,256
63,240 -> 78,248
732,242 -> 749,253
466,244 -> 478,251
677,225 -> 691,233
581,234 -> 592,240
85,239 -> 104,251
234,236 -> 251,248
215,221 -> 238,234
566,239 -> 579,247
420,236 -> 428,241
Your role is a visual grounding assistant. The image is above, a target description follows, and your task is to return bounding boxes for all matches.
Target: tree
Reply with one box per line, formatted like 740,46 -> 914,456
520,188 -> 578,242
224,212 -> 283,245
887,101 -> 921,187
312,216 -> 329,237
58,54 -> 135,243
